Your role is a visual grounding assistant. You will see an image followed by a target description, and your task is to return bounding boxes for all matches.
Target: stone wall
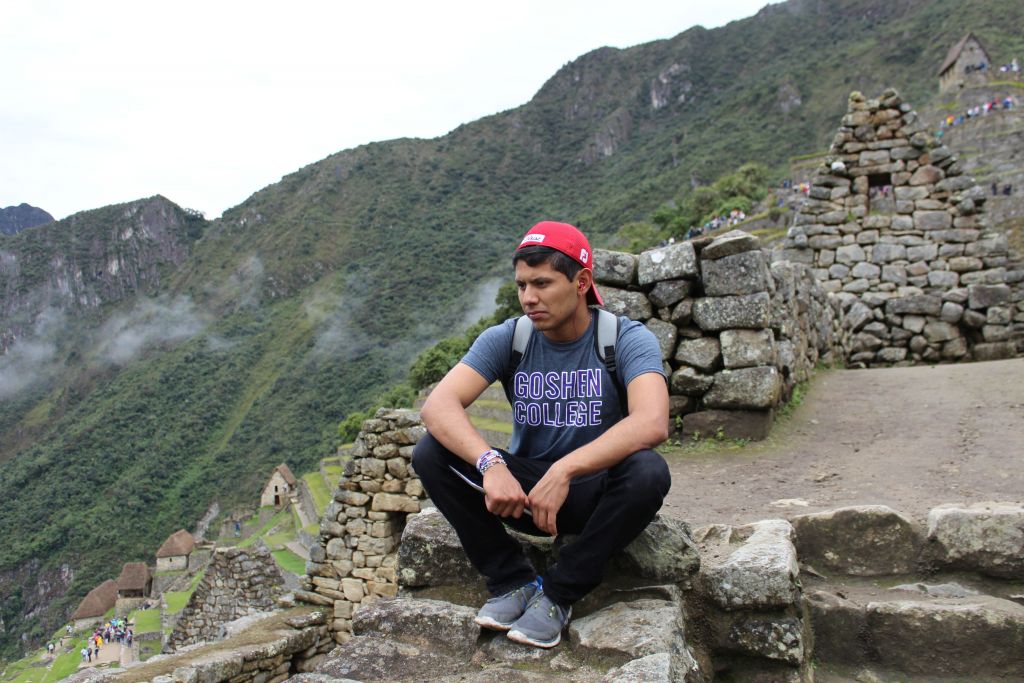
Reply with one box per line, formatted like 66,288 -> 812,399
594,229 -> 843,439
773,88 -> 1024,366
297,409 -> 427,642
65,610 -> 333,683
167,542 -> 286,651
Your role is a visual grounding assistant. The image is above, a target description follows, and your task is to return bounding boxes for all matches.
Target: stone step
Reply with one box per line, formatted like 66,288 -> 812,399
806,580 -> 1024,678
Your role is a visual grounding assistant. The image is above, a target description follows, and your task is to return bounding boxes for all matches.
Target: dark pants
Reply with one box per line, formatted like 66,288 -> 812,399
411,433 -> 670,607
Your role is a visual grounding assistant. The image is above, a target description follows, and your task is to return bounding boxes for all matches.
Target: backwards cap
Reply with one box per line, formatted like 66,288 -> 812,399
516,221 -> 603,306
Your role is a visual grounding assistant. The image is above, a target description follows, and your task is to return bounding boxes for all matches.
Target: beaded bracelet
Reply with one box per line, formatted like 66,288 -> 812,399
476,449 -> 506,475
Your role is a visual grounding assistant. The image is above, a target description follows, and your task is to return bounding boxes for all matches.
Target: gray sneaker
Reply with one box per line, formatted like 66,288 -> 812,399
475,578 -> 541,631
506,591 -> 572,648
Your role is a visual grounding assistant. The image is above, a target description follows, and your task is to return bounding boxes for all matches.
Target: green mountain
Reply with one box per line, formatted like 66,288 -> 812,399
2,0 -> 1023,659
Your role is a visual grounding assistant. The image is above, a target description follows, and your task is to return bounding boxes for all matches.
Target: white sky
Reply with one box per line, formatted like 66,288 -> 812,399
2,1 -> 781,221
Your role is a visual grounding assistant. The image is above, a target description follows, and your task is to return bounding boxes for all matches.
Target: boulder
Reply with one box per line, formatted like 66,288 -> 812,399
315,634 -> 469,681
692,292 -> 771,331
612,515 -> 701,582
701,251 -> 771,296
398,508 -> 477,588
719,329 -> 775,369
790,505 -> 923,575
699,520 -> 800,610
638,242 -> 699,285
569,598 -> 684,662
703,367 -> 782,410
352,597 -> 480,657
593,249 -> 638,287
927,502 -> 1024,578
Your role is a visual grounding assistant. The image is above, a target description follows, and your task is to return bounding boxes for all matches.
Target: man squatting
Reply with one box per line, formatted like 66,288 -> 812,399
412,221 -> 671,648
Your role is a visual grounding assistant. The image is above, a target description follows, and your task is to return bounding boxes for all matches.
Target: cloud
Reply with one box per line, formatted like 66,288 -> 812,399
0,308 -> 65,398
95,296 -> 208,365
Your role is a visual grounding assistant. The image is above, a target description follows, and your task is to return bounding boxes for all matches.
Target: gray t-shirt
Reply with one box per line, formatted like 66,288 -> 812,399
461,311 -> 665,463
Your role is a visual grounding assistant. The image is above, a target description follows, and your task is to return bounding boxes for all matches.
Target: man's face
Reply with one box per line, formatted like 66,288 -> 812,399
514,258 -> 583,341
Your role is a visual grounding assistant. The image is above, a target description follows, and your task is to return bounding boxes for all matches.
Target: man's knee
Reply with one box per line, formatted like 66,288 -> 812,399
612,449 -> 671,501
410,432 -> 448,482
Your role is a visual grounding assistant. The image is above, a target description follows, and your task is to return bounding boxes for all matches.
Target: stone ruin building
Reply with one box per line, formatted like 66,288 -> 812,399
166,542 -> 286,652
938,32 -> 993,94
775,88 -> 1024,366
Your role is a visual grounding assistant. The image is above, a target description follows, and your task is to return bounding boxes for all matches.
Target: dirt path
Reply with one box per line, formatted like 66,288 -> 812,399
661,358 -> 1024,528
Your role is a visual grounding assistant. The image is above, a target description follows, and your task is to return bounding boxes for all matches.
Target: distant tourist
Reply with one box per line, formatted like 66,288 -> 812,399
80,647 -> 88,662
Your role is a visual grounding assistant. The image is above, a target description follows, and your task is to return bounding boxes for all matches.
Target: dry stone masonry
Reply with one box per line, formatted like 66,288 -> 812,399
166,543 -> 286,652
594,229 -> 842,439
297,409 -> 427,641
774,88 -> 1024,366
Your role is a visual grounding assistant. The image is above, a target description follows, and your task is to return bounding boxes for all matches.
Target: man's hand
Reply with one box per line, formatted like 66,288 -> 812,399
526,464 -> 571,535
482,465 -> 528,518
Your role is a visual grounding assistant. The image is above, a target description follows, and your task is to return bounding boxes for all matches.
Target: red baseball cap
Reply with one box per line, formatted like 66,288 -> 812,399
516,221 -> 604,306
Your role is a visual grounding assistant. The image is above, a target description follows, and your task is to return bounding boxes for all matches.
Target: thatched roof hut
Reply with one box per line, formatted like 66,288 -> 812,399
71,579 -> 118,620
156,529 -> 195,559
116,562 -> 152,597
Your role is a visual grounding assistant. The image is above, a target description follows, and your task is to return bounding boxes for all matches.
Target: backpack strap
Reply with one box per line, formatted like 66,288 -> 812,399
595,308 -> 627,415
511,314 -> 533,368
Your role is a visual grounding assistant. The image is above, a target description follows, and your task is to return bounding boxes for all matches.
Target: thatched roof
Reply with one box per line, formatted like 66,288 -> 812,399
71,579 -> 118,619
156,529 -> 195,558
116,562 -> 151,592
272,463 -> 297,487
938,32 -> 990,76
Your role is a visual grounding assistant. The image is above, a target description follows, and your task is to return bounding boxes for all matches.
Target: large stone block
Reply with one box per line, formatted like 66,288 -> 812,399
612,515 -> 701,582
720,329 -> 775,369
692,292 -> 771,331
791,505 -> 923,575
703,367 -> 781,410
701,229 -> 762,260
670,366 -> 715,396
638,242 -> 698,285
648,279 -> 691,308
968,284 -> 1011,310
593,249 -> 638,287
645,318 -> 677,361
913,210 -> 952,231
398,508 -> 476,588
600,286 -> 653,320
702,250 -> 771,296
674,338 -> 721,373
927,502 -> 1024,578
886,294 -> 942,316
699,520 -> 800,610
680,409 -> 773,441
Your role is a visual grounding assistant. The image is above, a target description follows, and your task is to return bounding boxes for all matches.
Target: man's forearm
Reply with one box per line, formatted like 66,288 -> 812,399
420,393 -> 492,467
551,410 -> 668,481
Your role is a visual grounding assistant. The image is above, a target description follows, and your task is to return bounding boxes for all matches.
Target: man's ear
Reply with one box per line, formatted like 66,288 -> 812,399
576,268 -> 593,294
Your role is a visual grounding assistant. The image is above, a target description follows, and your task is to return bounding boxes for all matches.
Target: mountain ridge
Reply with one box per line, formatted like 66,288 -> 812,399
2,0 -> 1023,659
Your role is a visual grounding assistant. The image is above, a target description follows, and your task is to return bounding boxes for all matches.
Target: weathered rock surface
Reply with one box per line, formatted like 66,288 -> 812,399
697,520 -> 800,610
927,502 -> 1024,578
351,598 -> 480,657
692,293 -> 772,331
637,242 -> 699,285
790,505 -> 923,575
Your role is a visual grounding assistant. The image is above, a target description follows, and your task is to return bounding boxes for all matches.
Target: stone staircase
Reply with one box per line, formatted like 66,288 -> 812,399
295,502 -> 1023,682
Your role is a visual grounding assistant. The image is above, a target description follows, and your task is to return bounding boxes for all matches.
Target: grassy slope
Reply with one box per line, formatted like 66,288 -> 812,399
2,0 -> 1024,661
